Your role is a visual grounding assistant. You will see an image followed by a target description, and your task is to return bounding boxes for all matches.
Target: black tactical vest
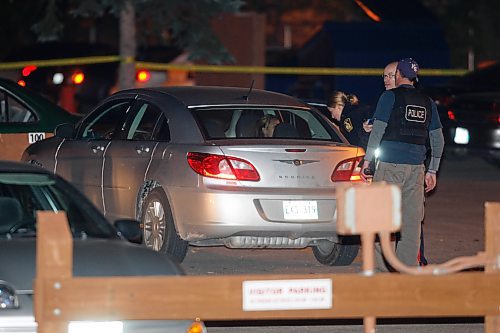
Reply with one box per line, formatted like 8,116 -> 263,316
382,87 -> 432,145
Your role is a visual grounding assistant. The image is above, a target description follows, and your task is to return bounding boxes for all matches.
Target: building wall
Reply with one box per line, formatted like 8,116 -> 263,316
196,12 -> 266,89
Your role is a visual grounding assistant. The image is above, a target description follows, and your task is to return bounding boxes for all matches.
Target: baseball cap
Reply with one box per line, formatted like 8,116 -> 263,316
397,58 -> 419,80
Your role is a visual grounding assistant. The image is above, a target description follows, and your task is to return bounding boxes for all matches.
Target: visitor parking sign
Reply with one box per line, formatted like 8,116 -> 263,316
242,278 -> 332,311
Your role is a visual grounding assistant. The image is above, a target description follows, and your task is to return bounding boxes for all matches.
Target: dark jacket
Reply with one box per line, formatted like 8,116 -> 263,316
334,103 -> 373,150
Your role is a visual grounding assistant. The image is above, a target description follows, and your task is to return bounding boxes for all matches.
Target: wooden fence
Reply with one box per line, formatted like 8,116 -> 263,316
34,202 -> 500,332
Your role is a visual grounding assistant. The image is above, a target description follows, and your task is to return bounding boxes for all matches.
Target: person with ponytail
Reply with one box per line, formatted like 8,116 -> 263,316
328,90 -> 373,150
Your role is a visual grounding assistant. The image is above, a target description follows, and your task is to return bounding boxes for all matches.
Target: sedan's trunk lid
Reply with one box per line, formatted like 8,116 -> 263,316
215,140 -> 363,189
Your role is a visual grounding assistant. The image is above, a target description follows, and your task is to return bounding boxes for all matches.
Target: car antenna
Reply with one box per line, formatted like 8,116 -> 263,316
243,80 -> 255,102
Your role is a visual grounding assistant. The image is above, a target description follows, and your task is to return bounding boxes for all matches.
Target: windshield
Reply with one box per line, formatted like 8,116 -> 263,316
191,107 -> 344,142
0,172 -> 117,239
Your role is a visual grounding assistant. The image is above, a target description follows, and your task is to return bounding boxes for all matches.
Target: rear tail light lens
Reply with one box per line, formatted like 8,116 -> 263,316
136,69 -> 151,83
447,110 -> 456,121
331,156 -> 364,182
187,152 -> 260,181
22,65 -> 37,77
71,72 -> 85,85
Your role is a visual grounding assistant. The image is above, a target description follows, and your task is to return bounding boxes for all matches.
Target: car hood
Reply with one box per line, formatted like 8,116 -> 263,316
0,238 -> 184,291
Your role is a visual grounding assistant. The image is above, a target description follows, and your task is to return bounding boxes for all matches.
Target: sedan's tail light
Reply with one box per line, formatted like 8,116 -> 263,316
331,156 -> 364,182
187,152 -> 260,181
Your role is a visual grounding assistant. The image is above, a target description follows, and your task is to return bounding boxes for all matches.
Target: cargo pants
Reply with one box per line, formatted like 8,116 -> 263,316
373,161 -> 425,271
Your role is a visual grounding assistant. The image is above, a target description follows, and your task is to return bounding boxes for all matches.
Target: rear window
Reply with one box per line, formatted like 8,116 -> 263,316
191,107 -> 343,142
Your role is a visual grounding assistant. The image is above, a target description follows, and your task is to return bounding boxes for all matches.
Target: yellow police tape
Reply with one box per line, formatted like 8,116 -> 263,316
0,56 -> 468,76
0,56 -> 121,70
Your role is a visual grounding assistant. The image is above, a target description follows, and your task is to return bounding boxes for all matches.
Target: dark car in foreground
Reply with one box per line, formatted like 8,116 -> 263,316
23,86 -> 365,266
0,78 -> 80,160
0,161 -> 204,333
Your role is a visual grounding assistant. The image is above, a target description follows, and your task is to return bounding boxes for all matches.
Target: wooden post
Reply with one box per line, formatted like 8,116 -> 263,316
485,202 -> 500,333
361,232 -> 376,333
34,211 -> 73,333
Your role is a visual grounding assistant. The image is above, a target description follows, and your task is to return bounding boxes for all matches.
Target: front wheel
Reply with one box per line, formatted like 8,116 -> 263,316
141,188 -> 188,262
312,237 -> 360,266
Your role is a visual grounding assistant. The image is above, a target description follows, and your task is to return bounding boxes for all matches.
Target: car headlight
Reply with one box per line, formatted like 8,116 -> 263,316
68,321 -> 123,333
454,127 -> 470,144
0,282 -> 19,309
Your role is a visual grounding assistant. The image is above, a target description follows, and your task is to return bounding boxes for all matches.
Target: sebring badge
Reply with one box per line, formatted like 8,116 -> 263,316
274,159 -> 320,166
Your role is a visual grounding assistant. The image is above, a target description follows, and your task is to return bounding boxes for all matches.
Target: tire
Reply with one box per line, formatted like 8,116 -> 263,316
312,237 -> 360,266
141,188 -> 188,262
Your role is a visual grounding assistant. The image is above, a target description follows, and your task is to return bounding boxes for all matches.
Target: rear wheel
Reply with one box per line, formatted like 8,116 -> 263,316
141,188 -> 188,262
312,237 -> 360,266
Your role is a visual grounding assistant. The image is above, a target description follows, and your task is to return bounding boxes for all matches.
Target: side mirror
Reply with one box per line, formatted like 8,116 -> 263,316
114,219 -> 143,244
54,123 -> 76,139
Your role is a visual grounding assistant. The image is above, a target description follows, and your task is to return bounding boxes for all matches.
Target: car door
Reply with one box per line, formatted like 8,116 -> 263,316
0,90 -> 41,160
102,99 -> 170,221
55,99 -> 134,212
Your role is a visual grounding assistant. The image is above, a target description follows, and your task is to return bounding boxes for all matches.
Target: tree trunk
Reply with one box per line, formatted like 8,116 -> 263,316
118,1 -> 136,90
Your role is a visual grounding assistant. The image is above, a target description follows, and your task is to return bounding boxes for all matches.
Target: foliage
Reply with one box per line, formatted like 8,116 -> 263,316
32,0 -> 243,64
422,0 -> 500,67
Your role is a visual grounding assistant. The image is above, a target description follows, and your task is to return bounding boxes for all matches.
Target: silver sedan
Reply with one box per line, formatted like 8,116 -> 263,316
22,86 -> 365,265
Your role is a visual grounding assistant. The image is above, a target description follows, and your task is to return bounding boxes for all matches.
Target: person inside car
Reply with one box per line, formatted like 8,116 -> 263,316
256,115 -> 281,137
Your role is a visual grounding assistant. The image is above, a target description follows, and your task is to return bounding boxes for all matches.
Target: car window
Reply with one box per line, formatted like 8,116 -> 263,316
126,102 -> 167,141
191,107 -> 343,142
0,172 -> 116,239
0,92 -> 37,124
78,100 -> 132,140
152,113 -> 170,141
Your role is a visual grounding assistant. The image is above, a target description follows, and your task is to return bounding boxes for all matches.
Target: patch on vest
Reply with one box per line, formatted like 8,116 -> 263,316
343,118 -> 354,132
405,105 -> 427,123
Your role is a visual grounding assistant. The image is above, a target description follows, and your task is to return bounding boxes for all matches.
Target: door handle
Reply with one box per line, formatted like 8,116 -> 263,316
135,145 -> 150,154
90,145 -> 105,153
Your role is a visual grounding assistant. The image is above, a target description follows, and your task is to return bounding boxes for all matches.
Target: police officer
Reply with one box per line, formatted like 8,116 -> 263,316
361,58 -> 445,270
382,60 -> 428,266
328,91 -> 372,150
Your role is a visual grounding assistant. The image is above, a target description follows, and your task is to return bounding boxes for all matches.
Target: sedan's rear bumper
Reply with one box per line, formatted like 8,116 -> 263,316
169,186 -> 340,245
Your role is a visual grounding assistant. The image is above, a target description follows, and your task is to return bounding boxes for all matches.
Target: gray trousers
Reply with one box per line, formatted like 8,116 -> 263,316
373,161 -> 425,271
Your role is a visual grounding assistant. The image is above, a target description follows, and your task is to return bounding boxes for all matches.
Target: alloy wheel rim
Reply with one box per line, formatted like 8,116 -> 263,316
143,199 -> 166,252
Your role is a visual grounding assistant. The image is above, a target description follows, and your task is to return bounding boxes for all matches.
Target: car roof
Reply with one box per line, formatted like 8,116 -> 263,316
0,78 -> 79,126
121,86 -> 309,109
0,160 -> 51,174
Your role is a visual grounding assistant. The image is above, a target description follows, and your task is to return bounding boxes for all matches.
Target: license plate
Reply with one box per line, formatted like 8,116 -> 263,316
283,200 -> 318,220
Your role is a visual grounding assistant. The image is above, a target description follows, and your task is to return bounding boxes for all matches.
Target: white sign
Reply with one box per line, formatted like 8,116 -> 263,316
28,132 -> 46,144
283,200 -> 318,220
242,279 -> 332,311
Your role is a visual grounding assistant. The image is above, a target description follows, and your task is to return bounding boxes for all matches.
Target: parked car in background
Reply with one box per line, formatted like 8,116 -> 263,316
23,86 -> 365,266
6,42 -> 119,115
0,161 -> 205,333
8,42 -> 186,115
424,62 -> 500,106
423,63 -> 500,164
0,78 -> 80,160
443,92 -> 500,164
